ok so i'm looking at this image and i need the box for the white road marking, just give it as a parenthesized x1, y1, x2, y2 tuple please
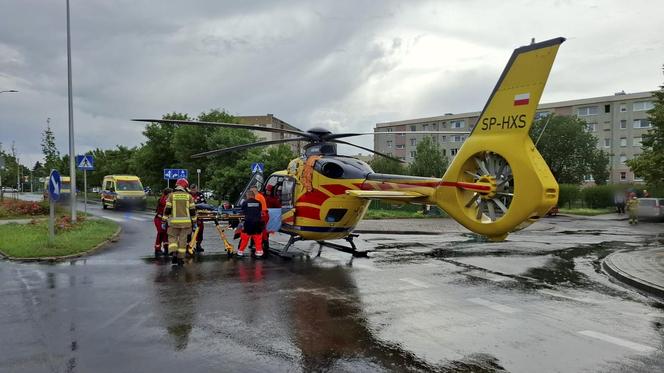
(94, 301, 142, 332)
(467, 297, 519, 314)
(128, 216, 148, 222)
(103, 216, 124, 223)
(578, 330, 656, 353)
(399, 278, 431, 288)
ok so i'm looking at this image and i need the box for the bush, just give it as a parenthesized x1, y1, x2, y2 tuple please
(558, 184, 581, 208)
(581, 185, 614, 208)
(0, 200, 49, 218)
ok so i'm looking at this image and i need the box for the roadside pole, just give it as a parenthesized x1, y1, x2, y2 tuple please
(197, 169, 201, 188)
(48, 197, 55, 246)
(84, 169, 87, 216)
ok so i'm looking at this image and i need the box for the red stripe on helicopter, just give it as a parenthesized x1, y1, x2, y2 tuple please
(377, 183, 394, 190)
(297, 190, 330, 205)
(440, 181, 492, 192)
(321, 184, 351, 195)
(296, 206, 320, 220)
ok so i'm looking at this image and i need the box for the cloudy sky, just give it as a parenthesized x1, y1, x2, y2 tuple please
(1, 0, 663, 167)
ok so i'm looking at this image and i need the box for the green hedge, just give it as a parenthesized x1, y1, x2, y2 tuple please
(558, 184, 581, 208)
(581, 185, 615, 208)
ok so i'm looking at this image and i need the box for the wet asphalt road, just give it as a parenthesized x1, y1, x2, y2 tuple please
(1, 200, 664, 372)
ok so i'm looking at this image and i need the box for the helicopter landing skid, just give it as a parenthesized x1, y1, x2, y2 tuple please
(268, 235, 303, 258)
(316, 234, 368, 262)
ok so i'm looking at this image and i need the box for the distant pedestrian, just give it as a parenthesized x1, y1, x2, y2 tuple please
(642, 189, 650, 198)
(237, 190, 264, 258)
(626, 192, 639, 224)
(613, 191, 626, 214)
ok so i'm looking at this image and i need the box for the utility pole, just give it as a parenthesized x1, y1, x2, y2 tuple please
(66, 0, 77, 222)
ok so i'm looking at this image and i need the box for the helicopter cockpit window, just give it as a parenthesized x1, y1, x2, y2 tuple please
(265, 174, 294, 208)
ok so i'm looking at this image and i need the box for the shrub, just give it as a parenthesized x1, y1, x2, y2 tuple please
(558, 184, 581, 208)
(581, 185, 614, 208)
(0, 200, 49, 218)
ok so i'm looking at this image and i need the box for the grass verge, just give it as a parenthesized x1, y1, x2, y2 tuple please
(0, 218, 119, 259)
(558, 207, 615, 216)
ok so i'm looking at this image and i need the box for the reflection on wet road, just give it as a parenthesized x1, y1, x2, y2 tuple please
(1, 204, 663, 372)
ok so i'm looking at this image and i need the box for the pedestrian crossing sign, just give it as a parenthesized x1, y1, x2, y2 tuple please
(251, 163, 264, 174)
(75, 155, 95, 170)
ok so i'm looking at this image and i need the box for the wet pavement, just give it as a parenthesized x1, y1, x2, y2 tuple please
(1, 198, 664, 372)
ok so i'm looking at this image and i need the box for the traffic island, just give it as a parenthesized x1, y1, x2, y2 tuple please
(0, 217, 120, 261)
(603, 248, 664, 299)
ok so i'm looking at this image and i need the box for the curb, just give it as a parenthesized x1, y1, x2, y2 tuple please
(0, 221, 122, 263)
(602, 251, 664, 299)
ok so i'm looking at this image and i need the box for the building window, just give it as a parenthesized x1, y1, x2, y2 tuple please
(633, 119, 651, 128)
(410, 138, 416, 146)
(440, 135, 446, 142)
(604, 138, 611, 147)
(620, 138, 627, 147)
(633, 137, 642, 146)
(396, 144, 405, 149)
(633, 101, 654, 111)
(398, 157, 406, 161)
(451, 120, 464, 128)
(423, 124, 429, 131)
(619, 155, 627, 164)
(386, 128, 393, 132)
(577, 106, 599, 116)
(398, 133, 406, 137)
(620, 104, 627, 112)
(604, 104, 610, 113)
(450, 148, 458, 156)
(620, 120, 627, 129)
(387, 140, 392, 148)
(410, 125, 416, 131)
(620, 172, 627, 181)
(451, 135, 466, 142)
(586, 123, 596, 132)
(410, 151, 416, 158)
(441, 149, 446, 156)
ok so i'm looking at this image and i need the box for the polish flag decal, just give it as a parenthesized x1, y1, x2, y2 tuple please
(514, 93, 530, 106)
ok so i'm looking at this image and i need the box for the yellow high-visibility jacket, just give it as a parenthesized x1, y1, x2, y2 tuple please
(163, 188, 197, 228)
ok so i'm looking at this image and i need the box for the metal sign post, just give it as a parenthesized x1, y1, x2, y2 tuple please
(47, 170, 61, 246)
(0, 156, 4, 202)
(83, 170, 87, 216)
(197, 169, 201, 188)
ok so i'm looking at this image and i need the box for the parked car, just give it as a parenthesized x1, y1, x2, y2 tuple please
(637, 198, 664, 220)
(1, 186, 18, 193)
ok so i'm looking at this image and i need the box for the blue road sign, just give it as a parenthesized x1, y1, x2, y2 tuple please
(251, 163, 264, 174)
(163, 169, 189, 180)
(48, 170, 61, 201)
(75, 155, 95, 170)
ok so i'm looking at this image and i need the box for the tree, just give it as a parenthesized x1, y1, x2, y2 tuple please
(627, 73, 664, 186)
(589, 149, 610, 185)
(529, 115, 607, 184)
(408, 136, 448, 177)
(369, 155, 406, 174)
(41, 120, 60, 171)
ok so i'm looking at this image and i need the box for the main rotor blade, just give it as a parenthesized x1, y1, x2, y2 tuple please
(324, 131, 470, 140)
(191, 137, 309, 158)
(133, 118, 316, 139)
(330, 139, 405, 163)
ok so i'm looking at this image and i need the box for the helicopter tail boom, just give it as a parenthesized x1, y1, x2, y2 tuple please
(434, 37, 564, 240)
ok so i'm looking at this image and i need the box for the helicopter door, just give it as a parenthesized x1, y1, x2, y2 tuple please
(264, 175, 296, 230)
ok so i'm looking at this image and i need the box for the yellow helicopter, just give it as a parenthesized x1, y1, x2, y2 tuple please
(135, 37, 563, 256)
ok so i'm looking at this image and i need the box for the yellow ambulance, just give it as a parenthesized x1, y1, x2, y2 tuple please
(100, 175, 147, 210)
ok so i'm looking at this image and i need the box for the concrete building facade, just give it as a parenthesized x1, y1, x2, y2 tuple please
(374, 91, 655, 184)
(236, 114, 305, 155)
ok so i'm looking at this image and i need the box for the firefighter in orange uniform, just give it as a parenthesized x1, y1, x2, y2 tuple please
(162, 179, 197, 265)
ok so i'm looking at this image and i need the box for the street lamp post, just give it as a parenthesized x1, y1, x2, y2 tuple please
(66, 0, 77, 222)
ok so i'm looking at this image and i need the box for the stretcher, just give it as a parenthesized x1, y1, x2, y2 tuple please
(188, 209, 242, 257)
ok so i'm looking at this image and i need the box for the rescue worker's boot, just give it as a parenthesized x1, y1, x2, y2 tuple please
(172, 254, 179, 265)
(195, 243, 204, 253)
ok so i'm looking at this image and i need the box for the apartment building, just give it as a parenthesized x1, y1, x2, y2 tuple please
(374, 91, 655, 184)
(236, 114, 305, 155)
